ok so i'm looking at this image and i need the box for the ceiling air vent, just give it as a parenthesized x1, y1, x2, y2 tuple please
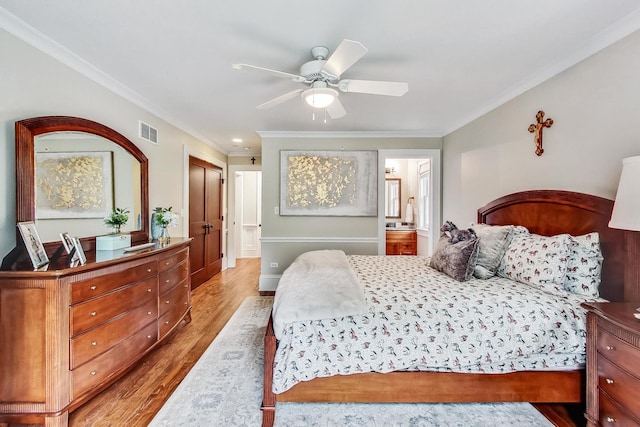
(139, 121, 158, 144)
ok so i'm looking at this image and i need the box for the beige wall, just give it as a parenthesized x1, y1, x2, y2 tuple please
(259, 133, 442, 291)
(0, 29, 226, 257)
(442, 29, 640, 228)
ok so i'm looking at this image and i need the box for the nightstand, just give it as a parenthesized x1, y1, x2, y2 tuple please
(581, 302, 640, 426)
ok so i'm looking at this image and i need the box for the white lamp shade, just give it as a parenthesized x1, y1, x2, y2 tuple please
(303, 87, 337, 109)
(609, 155, 640, 231)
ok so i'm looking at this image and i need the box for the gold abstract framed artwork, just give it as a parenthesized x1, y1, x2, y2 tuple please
(35, 151, 114, 219)
(280, 150, 377, 216)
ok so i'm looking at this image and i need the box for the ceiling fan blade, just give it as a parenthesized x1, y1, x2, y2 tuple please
(338, 79, 408, 96)
(232, 63, 305, 82)
(326, 98, 346, 119)
(322, 39, 368, 78)
(256, 89, 304, 109)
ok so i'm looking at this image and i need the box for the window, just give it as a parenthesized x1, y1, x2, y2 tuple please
(418, 161, 430, 230)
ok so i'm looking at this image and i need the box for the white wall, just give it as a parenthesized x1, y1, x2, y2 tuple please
(0, 29, 226, 258)
(442, 29, 640, 227)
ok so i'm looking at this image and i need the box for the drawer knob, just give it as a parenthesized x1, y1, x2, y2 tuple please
(165, 261, 170, 266)
(91, 341, 97, 346)
(147, 268, 152, 272)
(147, 311, 153, 315)
(90, 285, 97, 290)
(165, 279, 170, 283)
(90, 371, 97, 376)
(147, 335, 153, 339)
(605, 378, 614, 384)
(164, 320, 170, 324)
(606, 416, 616, 423)
(90, 311, 97, 316)
(165, 300, 170, 304)
(606, 345, 615, 351)
(148, 288, 152, 292)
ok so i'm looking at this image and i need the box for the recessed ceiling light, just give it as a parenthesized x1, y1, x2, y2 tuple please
(232, 138, 243, 143)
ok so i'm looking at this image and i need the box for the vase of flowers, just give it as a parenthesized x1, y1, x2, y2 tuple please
(104, 207, 130, 234)
(153, 207, 179, 244)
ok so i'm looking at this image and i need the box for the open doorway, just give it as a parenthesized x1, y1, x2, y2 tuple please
(378, 149, 441, 257)
(235, 171, 262, 259)
(227, 164, 262, 268)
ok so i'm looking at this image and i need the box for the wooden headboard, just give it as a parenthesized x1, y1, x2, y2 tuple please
(477, 190, 631, 302)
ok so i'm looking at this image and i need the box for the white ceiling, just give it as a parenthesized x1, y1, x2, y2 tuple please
(2, 1, 640, 156)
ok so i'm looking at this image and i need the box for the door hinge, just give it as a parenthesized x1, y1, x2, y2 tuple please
(221, 178, 225, 184)
(221, 253, 224, 258)
(221, 215, 224, 222)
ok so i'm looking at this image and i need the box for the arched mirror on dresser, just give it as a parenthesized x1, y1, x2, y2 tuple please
(15, 116, 149, 250)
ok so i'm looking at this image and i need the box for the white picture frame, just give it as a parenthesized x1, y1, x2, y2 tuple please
(17, 221, 49, 269)
(60, 232, 74, 254)
(71, 237, 87, 265)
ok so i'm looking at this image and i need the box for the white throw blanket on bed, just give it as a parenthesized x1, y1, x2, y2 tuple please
(272, 250, 368, 340)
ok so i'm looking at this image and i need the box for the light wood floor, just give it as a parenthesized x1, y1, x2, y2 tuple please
(64, 256, 582, 427)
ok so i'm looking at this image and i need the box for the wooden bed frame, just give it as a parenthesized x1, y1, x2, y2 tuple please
(262, 190, 638, 427)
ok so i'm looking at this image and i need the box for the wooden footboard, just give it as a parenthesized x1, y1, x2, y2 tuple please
(261, 314, 276, 427)
(261, 309, 582, 427)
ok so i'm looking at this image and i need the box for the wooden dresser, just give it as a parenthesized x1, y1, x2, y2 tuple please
(0, 239, 191, 426)
(582, 302, 640, 426)
(385, 229, 417, 255)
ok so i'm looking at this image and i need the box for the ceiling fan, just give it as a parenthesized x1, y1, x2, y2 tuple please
(232, 39, 408, 119)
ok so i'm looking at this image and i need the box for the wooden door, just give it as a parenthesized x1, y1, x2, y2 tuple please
(189, 156, 222, 289)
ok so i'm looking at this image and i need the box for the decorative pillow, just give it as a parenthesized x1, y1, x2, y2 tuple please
(563, 232, 603, 297)
(471, 224, 517, 279)
(497, 233, 572, 295)
(429, 235, 479, 281)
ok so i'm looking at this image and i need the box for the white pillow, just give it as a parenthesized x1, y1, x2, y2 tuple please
(497, 233, 572, 296)
(563, 232, 603, 297)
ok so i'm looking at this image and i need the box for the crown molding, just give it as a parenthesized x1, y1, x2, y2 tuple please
(0, 7, 228, 155)
(257, 130, 441, 139)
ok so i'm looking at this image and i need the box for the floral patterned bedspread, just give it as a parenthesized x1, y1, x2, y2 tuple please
(272, 255, 602, 394)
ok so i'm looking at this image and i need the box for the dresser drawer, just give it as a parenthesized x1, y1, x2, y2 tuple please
(71, 260, 158, 303)
(597, 326, 640, 378)
(159, 287, 190, 339)
(598, 355, 640, 420)
(158, 248, 189, 273)
(159, 282, 190, 317)
(72, 321, 157, 399)
(599, 390, 640, 426)
(159, 261, 189, 295)
(70, 300, 158, 369)
(70, 276, 158, 336)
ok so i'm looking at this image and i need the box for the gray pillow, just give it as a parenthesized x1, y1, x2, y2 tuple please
(429, 235, 479, 281)
(471, 224, 516, 279)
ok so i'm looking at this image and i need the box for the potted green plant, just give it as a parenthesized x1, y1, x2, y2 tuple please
(104, 207, 130, 234)
(153, 207, 179, 243)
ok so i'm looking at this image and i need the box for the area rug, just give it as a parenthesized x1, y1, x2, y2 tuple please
(149, 296, 554, 426)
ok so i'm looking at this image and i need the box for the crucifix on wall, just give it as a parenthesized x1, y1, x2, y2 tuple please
(528, 110, 553, 156)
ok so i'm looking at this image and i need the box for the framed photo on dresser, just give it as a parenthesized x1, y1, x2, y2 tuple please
(17, 221, 49, 270)
(71, 237, 87, 265)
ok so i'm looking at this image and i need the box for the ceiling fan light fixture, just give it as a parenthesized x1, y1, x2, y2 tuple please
(302, 87, 338, 109)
